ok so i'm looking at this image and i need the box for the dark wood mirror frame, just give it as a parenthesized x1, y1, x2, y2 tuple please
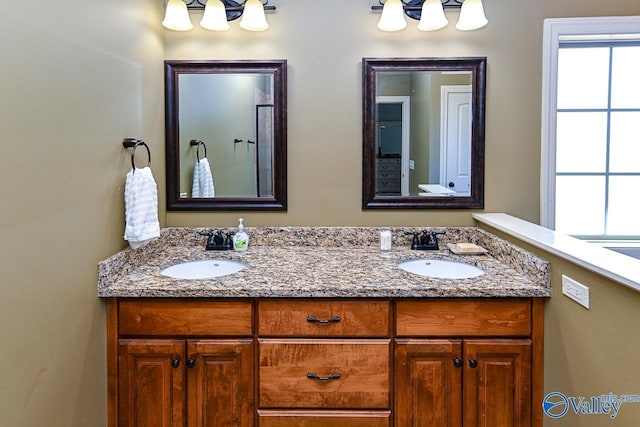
(362, 57, 486, 209)
(165, 59, 287, 211)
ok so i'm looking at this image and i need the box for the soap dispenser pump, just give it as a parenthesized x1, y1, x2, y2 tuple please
(233, 218, 249, 252)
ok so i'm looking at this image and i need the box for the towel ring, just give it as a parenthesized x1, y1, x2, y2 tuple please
(190, 139, 207, 162)
(123, 138, 151, 171)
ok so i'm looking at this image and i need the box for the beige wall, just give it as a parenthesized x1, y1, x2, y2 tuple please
(0, 0, 164, 425)
(2, 0, 640, 425)
(164, 0, 640, 228)
(480, 224, 640, 425)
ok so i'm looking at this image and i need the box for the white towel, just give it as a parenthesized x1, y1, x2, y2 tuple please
(124, 166, 160, 249)
(192, 158, 215, 198)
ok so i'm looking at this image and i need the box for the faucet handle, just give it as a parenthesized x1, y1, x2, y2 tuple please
(405, 231, 419, 250)
(428, 231, 445, 248)
(224, 231, 235, 248)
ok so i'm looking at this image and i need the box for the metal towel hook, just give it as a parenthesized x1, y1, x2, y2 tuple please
(122, 138, 151, 172)
(190, 139, 207, 162)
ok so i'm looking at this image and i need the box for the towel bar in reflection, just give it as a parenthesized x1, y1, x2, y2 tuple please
(190, 139, 208, 162)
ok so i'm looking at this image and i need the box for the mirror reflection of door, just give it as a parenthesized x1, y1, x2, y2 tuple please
(374, 69, 474, 198)
(376, 96, 410, 196)
(440, 85, 472, 196)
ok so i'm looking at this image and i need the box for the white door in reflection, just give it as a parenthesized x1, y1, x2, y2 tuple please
(440, 85, 472, 196)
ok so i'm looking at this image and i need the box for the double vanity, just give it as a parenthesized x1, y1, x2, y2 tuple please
(99, 226, 550, 427)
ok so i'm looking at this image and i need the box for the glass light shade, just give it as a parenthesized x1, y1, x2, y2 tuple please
(162, 0, 193, 31)
(417, 0, 448, 31)
(200, 0, 230, 31)
(456, 0, 488, 31)
(239, 0, 269, 32)
(377, 0, 407, 32)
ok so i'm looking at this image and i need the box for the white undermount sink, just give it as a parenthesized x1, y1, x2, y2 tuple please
(398, 259, 485, 279)
(160, 259, 246, 279)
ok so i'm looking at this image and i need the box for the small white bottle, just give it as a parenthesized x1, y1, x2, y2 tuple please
(233, 218, 249, 252)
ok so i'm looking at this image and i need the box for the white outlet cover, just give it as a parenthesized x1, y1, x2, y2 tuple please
(562, 275, 590, 309)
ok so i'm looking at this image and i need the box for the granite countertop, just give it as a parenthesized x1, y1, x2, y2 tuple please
(98, 227, 551, 298)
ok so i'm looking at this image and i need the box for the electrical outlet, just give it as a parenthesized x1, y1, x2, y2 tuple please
(562, 275, 590, 309)
(409, 160, 415, 170)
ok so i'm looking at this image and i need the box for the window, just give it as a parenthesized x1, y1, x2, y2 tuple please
(541, 17, 640, 239)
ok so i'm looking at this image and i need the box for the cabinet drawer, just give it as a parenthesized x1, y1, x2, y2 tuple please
(259, 339, 390, 408)
(376, 180, 400, 192)
(396, 299, 531, 337)
(377, 158, 401, 165)
(259, 300, 390, 336)
(377, 163, 400, 172)
(258, 410, 390, 427)
(376, 171, 400, 180)
(118, 299, 253, 336)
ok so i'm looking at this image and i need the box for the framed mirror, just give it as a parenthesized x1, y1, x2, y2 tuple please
(165, 60, 287, 211)
(362, 57, 486, 209)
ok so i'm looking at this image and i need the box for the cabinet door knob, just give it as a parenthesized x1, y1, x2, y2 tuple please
(469, 358, 478, 368)
(171, 358, 180, 368)
(306, 372, 341, 381)
(307, 316, 341, 324)
(453, 358, 463, 368)
(187, 358, 196, 368)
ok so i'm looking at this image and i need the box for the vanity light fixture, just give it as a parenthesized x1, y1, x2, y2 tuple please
(239, 0, 270, 31)
(377, 0, 407, 32)
(372, 0, 488, 32)
(162, 0, 276, 32)
(163, 0, 194, 31)
(200, 0, 230, 31)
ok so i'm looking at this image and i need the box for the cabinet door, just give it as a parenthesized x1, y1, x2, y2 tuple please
(395, 339, 463, 427)
(463, 339, 532, 427)
(187, 339, 253, 427)
(119, 339, 185, 427)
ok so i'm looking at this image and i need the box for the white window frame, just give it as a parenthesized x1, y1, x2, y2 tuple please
(540, 16, 640, 230)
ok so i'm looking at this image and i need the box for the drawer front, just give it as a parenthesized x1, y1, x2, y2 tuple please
(377, 163, 400, 172)
(258, 410, 391, 427)
(259, 339, 390, 408)
(376, 180, 401, 192)
(377, 158, 401, 165)
(118, 299, 253, 336)
(259, 300, 390, 337)
(376, 171, 400, 180)
(396, 299, 532, 337)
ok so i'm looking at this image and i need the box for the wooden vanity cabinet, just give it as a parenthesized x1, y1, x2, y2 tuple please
(395, 299, 540, 427)
(110, 299, 254, 427)
(107, 298, 543, 427)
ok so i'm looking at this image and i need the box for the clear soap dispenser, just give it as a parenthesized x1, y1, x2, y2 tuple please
(233, 218, 249, 252)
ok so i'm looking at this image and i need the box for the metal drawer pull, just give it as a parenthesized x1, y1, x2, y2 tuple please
(307, 372, 341, 381)
(306, 315, 341, 324)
